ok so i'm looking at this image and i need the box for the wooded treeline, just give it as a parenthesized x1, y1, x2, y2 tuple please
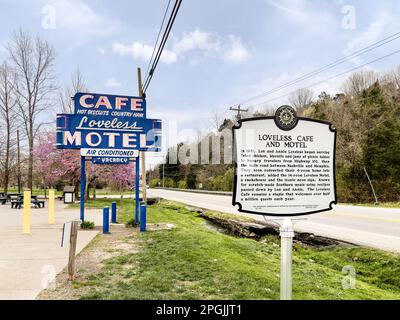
(149, 68, 400, 203)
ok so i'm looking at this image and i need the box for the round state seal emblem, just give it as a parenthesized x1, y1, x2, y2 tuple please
(274, 105, 298, 130)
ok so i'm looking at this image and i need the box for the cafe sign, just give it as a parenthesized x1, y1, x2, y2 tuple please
(56, 92, 161, 152)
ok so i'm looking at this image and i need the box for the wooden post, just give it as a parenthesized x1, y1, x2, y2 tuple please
(68, 221, 79, 280)
(137, 67, 147, 205)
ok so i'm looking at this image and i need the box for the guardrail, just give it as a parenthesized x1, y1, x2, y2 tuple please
(153, 187, 233, 196)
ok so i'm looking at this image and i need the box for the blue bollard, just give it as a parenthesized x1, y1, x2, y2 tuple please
(103, 207, 110, 234)
(111, 202, 117, 223)
(140, 203, 146, 232)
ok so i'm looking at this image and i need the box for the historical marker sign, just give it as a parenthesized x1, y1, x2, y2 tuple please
(232, 106, 336, 216)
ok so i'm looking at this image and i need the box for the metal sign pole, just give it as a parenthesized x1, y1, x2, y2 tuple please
(137, 67, 147, 206)
(279, 218, 294, 300)
(265, 217, 306, 300)
(80, 156, 85, 222)
(135, 156, 140, 224)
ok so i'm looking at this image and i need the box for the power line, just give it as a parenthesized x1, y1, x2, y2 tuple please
(143, 0, 181, 92)
(248, 48, 400, 108)
(143, 0, 182, 94)
(144, 0, 172, 79)
(237, 31, 400, 106)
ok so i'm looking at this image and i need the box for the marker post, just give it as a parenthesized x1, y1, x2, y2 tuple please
(279, 218, 294, 300)
(232, 106, 337, 301)
(265, 217, 306, 300)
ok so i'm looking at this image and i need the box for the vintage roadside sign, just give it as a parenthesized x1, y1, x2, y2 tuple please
(56, 113, 161, 151)
(56, 92, 161, 151)
(74, 92, 146, 118)
(80, 148, 139, 157)
(232, 105, 336, 216)
(91, 157, 133, 164)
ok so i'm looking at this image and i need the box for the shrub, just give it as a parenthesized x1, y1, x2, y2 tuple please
(81, 221, 95, 229)
(125, 219, 137, 228)
(178, 179, 188, 189)
(163, 177, 176, 188)
(149, 179, 161, 188)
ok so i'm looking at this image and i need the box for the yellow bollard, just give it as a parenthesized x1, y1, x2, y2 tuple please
(23, 190, 31, 234)
(49, 189, 55, 224)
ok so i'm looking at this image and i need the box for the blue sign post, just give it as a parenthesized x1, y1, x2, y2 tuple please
(80, 156, 85, 222)
(56, 92, 162, 224)
(135, 157, 140, 224)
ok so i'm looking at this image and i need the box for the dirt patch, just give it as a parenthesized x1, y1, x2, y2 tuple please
(37, 224, 140, 300)
(146, 223, 175, 231)
(197, 210, 353, 248)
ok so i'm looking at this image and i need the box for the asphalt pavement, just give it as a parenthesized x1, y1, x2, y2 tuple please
(147, 188, 400, 253)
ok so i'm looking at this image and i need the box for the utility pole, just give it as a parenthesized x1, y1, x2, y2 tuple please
(17, 130, 21, 193)
(230, 105, 248, 120)
(137, 67, 147, 205)
(364, 167, 378, 205)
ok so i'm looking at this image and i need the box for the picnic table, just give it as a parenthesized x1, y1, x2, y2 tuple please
(11, 195, 45, 209)
(0, 194, 7, 204)
(0, 193, 22, 205)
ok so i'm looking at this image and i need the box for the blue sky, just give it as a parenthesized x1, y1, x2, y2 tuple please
(1, 0, 400, 159)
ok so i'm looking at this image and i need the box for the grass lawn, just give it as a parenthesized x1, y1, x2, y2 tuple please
(58, 198, 400, 300)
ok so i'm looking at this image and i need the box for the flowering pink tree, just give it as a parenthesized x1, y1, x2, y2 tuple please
(105, 162, 136, 190)
(34, 131, 137, 198)
(34, 132, 80, 188)
(34, 133, 63, 188)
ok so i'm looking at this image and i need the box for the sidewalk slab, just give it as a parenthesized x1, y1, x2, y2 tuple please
(0, 201, 103, 300)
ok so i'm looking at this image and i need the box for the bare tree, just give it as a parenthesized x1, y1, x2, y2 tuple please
(7, 29, 56, 190)
(390, 65, 400, 89)
(59, 68, 87, 113)
(343, 70, 378, 95)
(0, 62, 17, 193)
(289, 88, 313, 114)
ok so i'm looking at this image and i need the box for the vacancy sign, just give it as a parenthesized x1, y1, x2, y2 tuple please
(232, 106, 336, 216)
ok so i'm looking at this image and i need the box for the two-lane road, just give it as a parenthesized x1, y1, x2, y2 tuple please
(148, 188, 400, 253)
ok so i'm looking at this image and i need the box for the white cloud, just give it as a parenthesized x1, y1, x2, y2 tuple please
(264, 0, 336, 32)
(112, 28, 252, 65)
(223, 35, 251, 63)
(265, 0, 307, 20)
(173, 29, 218, 54)
(173, 29, 251, 63)
(112, 42, 177, 64)
(343, 12, 394, 64)
(105, 78, 122, 88)
(97, 47, 106, 55)
(42, 0, 119, 36)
